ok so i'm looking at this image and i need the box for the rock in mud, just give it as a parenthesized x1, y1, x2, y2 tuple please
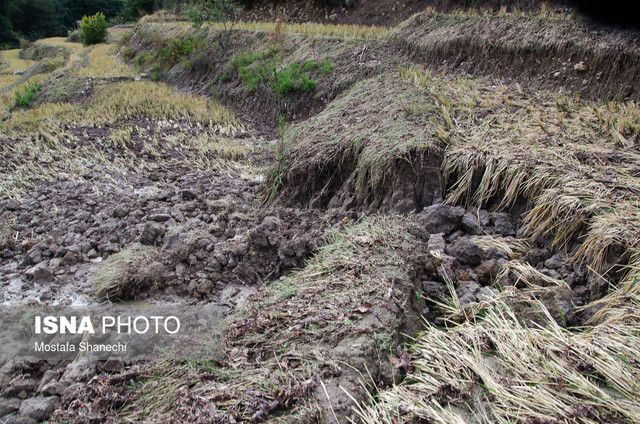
(421, 280, 446, 300)
(474, 259, 502, 285)
(446, 237, 485, 266)
(544, 253, 568, 270)
(36, 370, 59, 394)
(0, 398, 21, 416)
(417, 204, 465, 234)
(18, 396, 58, 421)
(457, 281, 481, 306)
(24, 265, 53, 284)
(112, 205, 130, 218)
(427, 233, 446, 252)
(476, 286, 499, 302)
(490, 212, 516, 236)
(140, 222, 164, 245)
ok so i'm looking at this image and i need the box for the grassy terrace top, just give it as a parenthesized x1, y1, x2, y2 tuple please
(0, 29, 250, 200)
(139, 12, 390, 40)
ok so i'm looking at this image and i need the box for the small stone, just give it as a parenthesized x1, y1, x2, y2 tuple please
(461, 211, 482, 235)
(427, 233, 446, 252)
(140, 222, 164, 245)
(162, 231, 184, 250)
(5, 199, 21, 210)
(40, 381, 62, 396)
(522, 248, 550, 266)
(181, 189, 197, 200)
(112, 205, 130, 218)
(421, 280, 446, 300)
(100, 358, 124, 373)
(149, 214, 171, 222)
(478, 209, 490, 226)
(8, 378, 38, 396)
(544, 253, 567, 270)
(98, 243, 120, 254)
(457, 281, 481, 306)
(61, 382, 84, 398)
(197, 280, 214, 294)
(446, 229, 465, 243)
(26, 245, 44, 265)
(574, 61, 588, 72)
(37, 370, 58, 393)
(61, 357, 97, 385)
(490, 212, 516, 236)
(475, 259, 502, 285)
(48, 257, 62, 270)
(261, 216, 280, 231)
(542, 268, 561, 280)
(476, 286, 499, 302)
(60, 251, 79, 266)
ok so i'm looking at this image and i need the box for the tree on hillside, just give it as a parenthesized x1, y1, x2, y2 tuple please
(120, 0, 156, 22)
(79, 12, 108, 45)
(0, 14, 17, 47)
(187, 0, 242, 50)
(5, 0, 64, 41)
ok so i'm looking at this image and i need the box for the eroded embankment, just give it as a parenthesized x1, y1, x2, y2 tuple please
(389, 11, 640, 100)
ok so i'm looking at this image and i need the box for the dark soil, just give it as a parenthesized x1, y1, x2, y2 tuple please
(240, 0, 570, 27)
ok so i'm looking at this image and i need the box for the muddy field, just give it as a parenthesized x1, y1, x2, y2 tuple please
(2, 3, 640, 424)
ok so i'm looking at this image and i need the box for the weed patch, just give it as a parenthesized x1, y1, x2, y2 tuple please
(230, 48, 333, 98)
(11, 81, 42, 110)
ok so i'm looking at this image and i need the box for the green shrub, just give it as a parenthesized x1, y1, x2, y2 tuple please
(11, 82, 43, 110)
(121, 46, 136, 59)
(133, 35, 206, 75)
(79, 12, 108, 46)
(121, 0, 156, 22)
(230, 49, 333, 98)
(66, 30, 82, 43)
